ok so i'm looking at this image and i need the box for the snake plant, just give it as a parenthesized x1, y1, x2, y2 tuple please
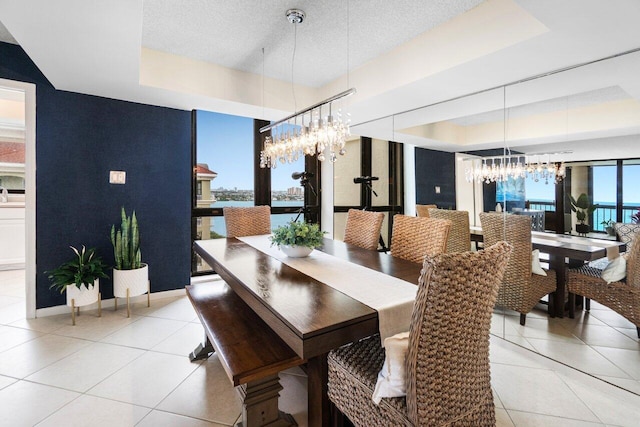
(110, 207, 142, 270)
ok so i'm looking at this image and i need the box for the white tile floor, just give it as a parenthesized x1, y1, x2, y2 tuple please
(1, 269, 640, 426)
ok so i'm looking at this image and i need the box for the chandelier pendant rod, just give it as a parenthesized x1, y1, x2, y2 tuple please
(259, 87, 357, 133)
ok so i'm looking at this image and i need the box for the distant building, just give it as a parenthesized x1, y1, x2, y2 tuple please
(195, 163, 217, 236)
(287, 186, 303, 196)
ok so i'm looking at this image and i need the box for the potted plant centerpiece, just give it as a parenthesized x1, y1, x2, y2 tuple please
(111, 207, 149, 316)
(270, 220, 326, 258)
(569, 193, 598, 235)
(601, 219, 616, 236)
(47, 245, 108, 325)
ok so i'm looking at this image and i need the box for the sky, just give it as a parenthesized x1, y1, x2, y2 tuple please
(196, 110, 304, 191)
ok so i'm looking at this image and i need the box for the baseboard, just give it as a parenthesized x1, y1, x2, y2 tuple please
(34, 274, 223, 318)
(35, 287, 188, 318)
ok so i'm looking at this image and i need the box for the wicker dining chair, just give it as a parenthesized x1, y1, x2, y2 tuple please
(415, 204, 437, 218)
(344, 209, 385, 251)
(479, 212, 557, 325)
(427, 208, 471, 253)
(328, 242, 512, 426)
(568, 232, 640, 338)
(389, 215, 451, 264)
(223, 205, 271, 237)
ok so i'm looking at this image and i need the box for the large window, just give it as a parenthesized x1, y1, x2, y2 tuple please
(623, 161, 640, 222)
(192, 110, 319, 273)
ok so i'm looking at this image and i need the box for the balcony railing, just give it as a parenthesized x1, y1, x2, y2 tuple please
(592, 204, 640, 231)
(526, 200, 555, 212)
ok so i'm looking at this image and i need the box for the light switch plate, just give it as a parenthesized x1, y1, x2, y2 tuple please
(435, 186, 441, 194)
(109, 170, 126, 184)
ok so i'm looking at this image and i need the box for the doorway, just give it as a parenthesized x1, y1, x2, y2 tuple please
(0, 77, 36, 318)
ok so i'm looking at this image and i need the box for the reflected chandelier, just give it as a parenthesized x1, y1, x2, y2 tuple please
(259, 8, 355, 168)
(464, 154, 566, 184)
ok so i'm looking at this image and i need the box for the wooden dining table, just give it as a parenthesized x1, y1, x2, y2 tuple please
(471, 226, 626, 317)
(194, 237, 423, 427)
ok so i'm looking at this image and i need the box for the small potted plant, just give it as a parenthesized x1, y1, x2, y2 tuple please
(569, 193, 598, 235)
(111, 207, 149, 316)
(270, 220, 326, 257)
(601, 219, 616, 236)
(47, 245, 108, 325)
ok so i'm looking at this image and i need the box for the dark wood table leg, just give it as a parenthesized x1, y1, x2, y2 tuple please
(307, 353, 329, 427)
(549, 254, 566, 318)
(236, 374, 297, 427)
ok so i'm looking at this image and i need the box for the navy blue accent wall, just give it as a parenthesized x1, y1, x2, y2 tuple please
(0, 42, 192, 308)
(415, 147, 456, 209)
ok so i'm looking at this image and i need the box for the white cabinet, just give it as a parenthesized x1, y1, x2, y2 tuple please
(0, 203, 25, 270)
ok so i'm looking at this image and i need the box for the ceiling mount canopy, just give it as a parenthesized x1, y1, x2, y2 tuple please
(286, 9, 305, 25)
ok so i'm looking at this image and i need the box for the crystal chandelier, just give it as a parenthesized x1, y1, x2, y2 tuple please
(259, 89, 355, 168)
(464, 154, 566, 184)
(259, 8, 355, 168)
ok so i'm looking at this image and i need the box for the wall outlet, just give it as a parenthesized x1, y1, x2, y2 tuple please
(435, 186, 441, 194)
(109, 171, 126, 184)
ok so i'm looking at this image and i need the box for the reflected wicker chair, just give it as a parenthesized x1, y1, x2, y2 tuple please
(428, 208, 471, 253)
(568, 234, 640, 338)
(415, 204, 437, 218)
(614, 222, 640, 257)
(344, 209, 385, 251)
(328, 242, 512, 426)
(479, 212, 557, 325)
(223, 205, 271, 237)
(389, 215, 451, 264)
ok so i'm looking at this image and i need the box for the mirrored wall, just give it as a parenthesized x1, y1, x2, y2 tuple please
(381, 48, 640, 394)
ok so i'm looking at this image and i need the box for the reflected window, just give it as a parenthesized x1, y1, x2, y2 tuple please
(592, 165, 616, 230)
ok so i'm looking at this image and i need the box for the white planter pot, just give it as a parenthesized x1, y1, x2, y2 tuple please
(65, 279, 100, 307)
(280, 245, 313, 258)
(113, 263, 149, 297)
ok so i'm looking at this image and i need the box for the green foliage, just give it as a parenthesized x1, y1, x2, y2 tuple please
(569, 193, 598, 224)
(110, 207, 142, 270)
(47, 246, 109, 294)
(270, 220, 326, 249)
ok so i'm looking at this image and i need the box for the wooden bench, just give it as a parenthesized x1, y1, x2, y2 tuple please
(186, 281, 304, 427)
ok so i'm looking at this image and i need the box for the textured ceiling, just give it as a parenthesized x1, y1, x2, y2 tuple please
(142, 0, 485, 87)
(2, 0, 640, 160)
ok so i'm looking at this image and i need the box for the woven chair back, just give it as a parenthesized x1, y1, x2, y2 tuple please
(626, 232, 640, 286)
(480, 212, 532, 287)
(390, 214, 451, 264)
(415, 204, 437, 218)
(405, 241, 512, 425)
(343, 209, 384, 251)
(223, 205, 271, 238)
(427, 209, 471, 253)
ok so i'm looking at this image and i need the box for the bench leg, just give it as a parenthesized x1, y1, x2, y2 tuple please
(189, 335, 215, 362)
(236, 374, 296, 427)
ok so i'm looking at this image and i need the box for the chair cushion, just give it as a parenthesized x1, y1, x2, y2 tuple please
(602, 256, 627, 284)
(372, 331, 409, 404)
(531, 249, 547, 276)
(328, 335, 410, 425)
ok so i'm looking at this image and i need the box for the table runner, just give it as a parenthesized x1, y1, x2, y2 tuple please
(532, 232, 621, 260)
(238, 235, 418, 343)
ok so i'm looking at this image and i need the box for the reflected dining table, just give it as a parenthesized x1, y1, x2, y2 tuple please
(470, 226, 626, 317)
(194, 237, 423, 427)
